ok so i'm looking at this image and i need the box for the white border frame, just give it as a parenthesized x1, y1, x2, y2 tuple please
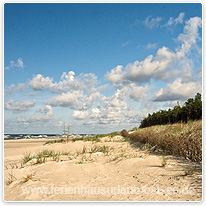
(1, 1, 205, 205)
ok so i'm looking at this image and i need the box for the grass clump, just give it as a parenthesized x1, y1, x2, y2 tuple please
(35, 150, 60, 163)
(73, 131, 121, 142)
(108, 132, 121, 137)
(72, 136, 101, 142)
(98, 145, 111, 155)
(90, 145, 101, 153)
(85, 136, 101, 142)
(22, 152, 34, 164)
(22, 150, 67, 165)
(72, 137, 84, 142)
(90, 145, 112, 156)
(96, 131, 121, 138)
(36, 150, 55, 158)
(44, 138, 65, 145)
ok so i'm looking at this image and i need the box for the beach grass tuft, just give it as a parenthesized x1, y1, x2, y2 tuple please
(22, 150, 69, 165)
(22, 152, 34, 164)
(72, 136, 101, 142)
(44, 138, 65, 145)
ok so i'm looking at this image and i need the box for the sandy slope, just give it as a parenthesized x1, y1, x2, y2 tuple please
(4, 136, 202, 201)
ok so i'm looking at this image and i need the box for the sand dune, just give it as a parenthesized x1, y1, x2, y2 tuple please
(4, 136, 202, 201)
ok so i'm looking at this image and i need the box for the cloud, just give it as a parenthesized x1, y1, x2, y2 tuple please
(165, 12, 185, 27)
(48, 90, 102, 110)
(105, 65, 125, 85)
(5, 58, 24, 70)
(129, 84, 150, 101)
(77, 85, 150, 128)
(87, 107, 124, 126)
(120, 41, 130, 48)
(153, 78, 202, 102)
(48, 91, 82, 108)
(78, 91, 102, 110)
(90, 107, 101, 118)
(28, 74, 55, 91)
(11, 105, 63, 132)
(15, 105, 54, 123)
(177, 57, 194, 82)
(176, 16, 202, 58)
(29, 105, 53, 122)
(145, 43, 157, 49)
(76, 104, 142, 130)
(125, 47, 176, 82)
(106, 46, 176, 84)
(5, 83, 26, 95)
(39, 105, 53, 116)
(29, 71, 104, 111)
(5, 99, 36, 112)
(61, 71, 75, 81)
(72, 110, 88, 119)
(102, 88, 127, 109)
(144, 16, 162, 29)
(106, 17, 202, 85)
(29, 71, 100, 94)
(70, 87, 140, 128)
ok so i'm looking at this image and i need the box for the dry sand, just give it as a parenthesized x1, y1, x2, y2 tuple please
(4, 136, 202, 201)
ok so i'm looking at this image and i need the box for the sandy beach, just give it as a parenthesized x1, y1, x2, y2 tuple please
(4, 136, 202, 201)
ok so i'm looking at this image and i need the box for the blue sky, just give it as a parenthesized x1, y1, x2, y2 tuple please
(4, 3, 202, 134)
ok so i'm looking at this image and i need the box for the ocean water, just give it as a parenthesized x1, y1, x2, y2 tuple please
(4, 134, 62, 140)
(4, 134, 95, 140)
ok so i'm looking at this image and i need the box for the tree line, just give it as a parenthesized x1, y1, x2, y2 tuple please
(139, 93, 202, 128)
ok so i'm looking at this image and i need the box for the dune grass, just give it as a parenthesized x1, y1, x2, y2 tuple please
(72, 132, 122, 142)
(44, 138, 65, 145)
(22, 150, 69, 165)
(122, 120, 202, 162)
(72, 136, 101, 142)
(22, 152, 34, 164)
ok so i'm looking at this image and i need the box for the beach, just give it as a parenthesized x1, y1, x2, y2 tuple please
(4, 136, 202, 201)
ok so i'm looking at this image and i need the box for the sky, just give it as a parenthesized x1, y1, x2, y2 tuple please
(4, 3, 202, 134)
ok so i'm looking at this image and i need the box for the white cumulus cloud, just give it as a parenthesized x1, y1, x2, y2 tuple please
(176, 16, 202, 58)
(28, 74, 55, 91)
(153, 78, 202, 102)
(48, 91, 82, 108)
(72, 110, 88, 119)
(29, 71, 100, 94)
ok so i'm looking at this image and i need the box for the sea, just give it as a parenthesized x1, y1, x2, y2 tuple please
(4, 134, 96, 140)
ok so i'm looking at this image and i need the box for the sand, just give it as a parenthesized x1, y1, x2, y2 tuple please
(4, 136, 202, 201)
